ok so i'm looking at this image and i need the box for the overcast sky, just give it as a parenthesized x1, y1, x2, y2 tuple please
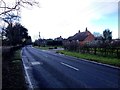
(2, 0, 119, 41)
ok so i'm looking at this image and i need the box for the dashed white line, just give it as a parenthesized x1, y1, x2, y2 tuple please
(24, 66, 30, 70)
(31, 61, 42, 65)
(61, 62, 79, 71)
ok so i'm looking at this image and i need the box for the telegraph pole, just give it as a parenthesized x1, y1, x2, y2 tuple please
(39, 32, 40, 47)
(39, 32, 41, 39)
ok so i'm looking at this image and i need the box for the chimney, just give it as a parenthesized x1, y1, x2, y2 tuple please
(78, 30, 80, 33)
(85, 27, 88, 32)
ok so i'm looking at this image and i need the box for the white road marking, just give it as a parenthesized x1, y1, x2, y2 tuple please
(25, 66, 30, 70)
(31, 61, 42, 65)
(58, 53, 64, 56)
(21, 50, 33, 89)
(61, 62, 79, 71)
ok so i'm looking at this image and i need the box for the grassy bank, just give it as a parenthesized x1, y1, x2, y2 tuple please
(2, 49, 26, 89)
(57, 50, 120, 67)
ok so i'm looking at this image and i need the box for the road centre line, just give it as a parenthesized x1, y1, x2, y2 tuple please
(24, 66, 30, 70)
(61, 62, 79, 71)
(31, 61, 42, 65)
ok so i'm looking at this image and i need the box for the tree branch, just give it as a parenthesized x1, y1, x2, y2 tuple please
(0, 0, 39, 16)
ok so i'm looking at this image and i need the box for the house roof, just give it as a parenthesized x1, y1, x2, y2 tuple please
(68, 31, 88, 41)
(55, 36, 63, 41)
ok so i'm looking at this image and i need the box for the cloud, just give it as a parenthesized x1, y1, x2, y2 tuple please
(20, 0, 118, 40)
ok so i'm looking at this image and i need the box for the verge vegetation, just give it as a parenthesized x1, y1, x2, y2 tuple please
(34, 46, 63, 50)
(2, 47, 26, 89)
(57, 50, 120, 67)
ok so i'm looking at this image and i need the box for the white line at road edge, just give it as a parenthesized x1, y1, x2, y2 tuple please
(21, 50, 33, 90)
(61, 62, 79, 71)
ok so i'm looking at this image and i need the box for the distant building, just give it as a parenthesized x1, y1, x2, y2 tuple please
(67, 27, 95, 46)
(54, 36, 63, 41)
(34, 39, 46, 46)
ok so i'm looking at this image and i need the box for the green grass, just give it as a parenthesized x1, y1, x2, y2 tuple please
(34, 46, 63, 50)
(57, 50, 120, 67)
(2, 49, 26, 89)
(13, 50, 21, 59)
(11, 50, 26, 89)
(34, 46, 51, 50)
(12, 50, 21, 64)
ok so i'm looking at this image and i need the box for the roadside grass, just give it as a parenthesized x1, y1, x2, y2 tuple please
(57, 50, 120, 67)
(34, 46, 63, 50)
(34, 46, 50, 50)
(13, 50, 21, 60)
(2, 49, 26, 89)
(10, 50, 26, 88)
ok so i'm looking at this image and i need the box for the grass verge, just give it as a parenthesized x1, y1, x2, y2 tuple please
(57, 50, 120, 67)
(34, 46, 62, 50)
(34, 46, 50, 50)
(2, 49, 27, 89)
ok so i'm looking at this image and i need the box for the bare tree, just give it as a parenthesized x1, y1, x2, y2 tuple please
(0, 0, 39, 42)
(0, 0, 39, 24)
(0, 0, 39, 16)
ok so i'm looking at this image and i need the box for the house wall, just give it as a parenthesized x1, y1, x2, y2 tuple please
(84, 34, 95, 42)
(80, 31, 95, 46)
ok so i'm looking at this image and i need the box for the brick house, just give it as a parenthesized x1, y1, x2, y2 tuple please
(67, 28, 95, 46)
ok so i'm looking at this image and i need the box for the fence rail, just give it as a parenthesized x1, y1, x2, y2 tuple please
(78, 47, 120, 58)
(64, 45, 120, 58)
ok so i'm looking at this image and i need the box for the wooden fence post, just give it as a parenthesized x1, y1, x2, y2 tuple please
(116, 48, 120, 58)
(94, 47, 96, 55)
(104, 48, 106, 56)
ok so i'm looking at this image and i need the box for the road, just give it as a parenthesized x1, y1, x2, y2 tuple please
(21, 46, 120, 89)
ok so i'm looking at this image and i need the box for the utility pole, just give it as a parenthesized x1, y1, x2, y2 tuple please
(39, 32, 41, 39)
(39, 32, 40, 47)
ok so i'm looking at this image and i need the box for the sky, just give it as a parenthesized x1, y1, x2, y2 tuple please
(1, 0, 119, 41)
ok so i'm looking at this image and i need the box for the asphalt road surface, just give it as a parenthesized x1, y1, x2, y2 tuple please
(21, 46, 120, 89)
